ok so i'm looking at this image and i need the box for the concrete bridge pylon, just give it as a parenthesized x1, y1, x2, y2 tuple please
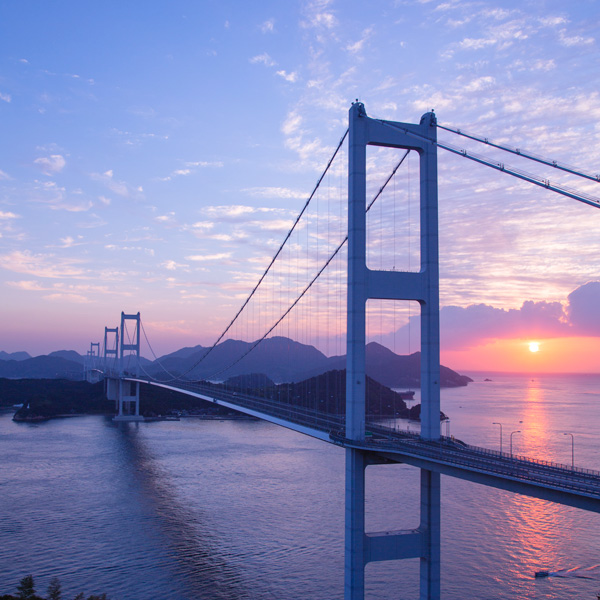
(345, 102, 440, 600)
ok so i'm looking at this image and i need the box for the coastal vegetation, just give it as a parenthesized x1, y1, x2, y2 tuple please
(0, 574, 108, 600)
(3, 369, 447, 422)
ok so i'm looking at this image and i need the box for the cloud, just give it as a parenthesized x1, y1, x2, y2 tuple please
(34, 154, 66, 175)
(566, 282, 600, 334)
(7, 280, 129, 297)
(559, 29, 594, 47)
(261, 19, 275, 33)
(161, 260, 189, 271)
(302, 0, 337, 30)
(0, 92, 11, 103)
(386, 283, 600, 351)
(158, 160, 223, 181)
(346, 26, 374, 54)
(0, 211, 19, 219)
(282, 112, 303, 136)
(6, 280, 46, 291)
(91, 169, 142, 198)
(250, 53, 277, 67)
(276, 70, 298, 83)
(186, 252, 233, 262)
(185, 160, 224, 168)
(201, 205, 260, 219)
(58, 236, 84, 248)
(440, 300, 568, 349)
(0, 250, 86, 278)
(43, 292, 91, 304)
(242, 186, 306, 199)
(0, 170, 11, 180)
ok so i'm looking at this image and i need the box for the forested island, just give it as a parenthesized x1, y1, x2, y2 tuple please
(2, 369, 446, 422)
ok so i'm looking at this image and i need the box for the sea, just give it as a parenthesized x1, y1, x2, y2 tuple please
(1, 372, 600, 600)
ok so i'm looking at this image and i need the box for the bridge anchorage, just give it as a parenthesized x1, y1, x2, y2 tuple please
(96, 103, 600, 600)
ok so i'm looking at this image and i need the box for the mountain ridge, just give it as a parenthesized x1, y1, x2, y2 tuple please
(0, 337, 472, 388)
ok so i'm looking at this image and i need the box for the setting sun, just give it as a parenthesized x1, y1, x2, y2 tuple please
(528, 342, 540, 353)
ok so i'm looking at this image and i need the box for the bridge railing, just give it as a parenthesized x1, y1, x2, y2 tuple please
(363, 421, 600, 481)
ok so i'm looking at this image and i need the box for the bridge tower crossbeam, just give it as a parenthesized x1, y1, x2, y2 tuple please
(345, 102, 440, 600)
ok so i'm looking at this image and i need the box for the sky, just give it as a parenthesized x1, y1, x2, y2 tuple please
(0, 0, 599, 373)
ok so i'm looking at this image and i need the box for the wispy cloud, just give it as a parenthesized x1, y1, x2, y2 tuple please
(261, 19, 275, 33)
(158, 160, 224, 181)
(0, 92, 11, 103)
(0, 250, 86, 278)
(243, 186, 306, 199)
(160, 260, 189, 271)
(250, 53, 277, 67)
(346, 26, 374, 54)
(186, 252, 233, 262)
(90, 169, 143, 198)
(34, 154, 66, 175)
(302, 0, 337, 30)
(559, 29, 594, 47)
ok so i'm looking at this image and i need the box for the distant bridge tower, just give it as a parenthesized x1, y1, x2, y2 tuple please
(345, 103, 440, 600)
(104, 326, 119, 406)
(113, 312, 144, 422)
(84, 342, 101, 383)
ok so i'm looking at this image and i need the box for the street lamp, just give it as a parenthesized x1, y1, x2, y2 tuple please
(564, 432, 574, 468)
(492, 422, 503, 453)
(510, 430, 521, 457)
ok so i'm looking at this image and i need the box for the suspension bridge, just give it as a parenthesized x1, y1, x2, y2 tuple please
(84, 103, 600, 600)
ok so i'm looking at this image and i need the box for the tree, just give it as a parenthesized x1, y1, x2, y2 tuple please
(47, 578, 61, 600)
(16, 576, 35, 600)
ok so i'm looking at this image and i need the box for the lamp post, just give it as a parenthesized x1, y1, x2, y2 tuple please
(510, 430, 521, 457)
(564, 432, 574, 468)
(492, 422, 503, 453)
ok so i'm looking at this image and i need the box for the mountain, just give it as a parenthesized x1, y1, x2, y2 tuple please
(0, 355, 84, 379)
(0, 337, 472, 388)
(0, 351, 31, 361)
(157, 344, 207, 361)
(148, 337, 471, 389)
(148, 336, 328, 383)
(48, 350, 85, 364)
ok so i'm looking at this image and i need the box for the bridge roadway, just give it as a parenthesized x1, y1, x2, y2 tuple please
(127, 376, 600, 513)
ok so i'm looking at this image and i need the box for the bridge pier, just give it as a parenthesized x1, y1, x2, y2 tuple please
(345, 102, 440, 599)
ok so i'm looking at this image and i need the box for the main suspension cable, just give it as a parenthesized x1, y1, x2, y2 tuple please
(437, 123, 600, 183)
(378, 120, 600, 209)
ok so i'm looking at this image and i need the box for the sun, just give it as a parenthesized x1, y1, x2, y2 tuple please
(528, 342, 540, 353)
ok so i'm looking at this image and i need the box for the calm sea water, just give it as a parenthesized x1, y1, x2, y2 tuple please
(1, 372, 600, 599)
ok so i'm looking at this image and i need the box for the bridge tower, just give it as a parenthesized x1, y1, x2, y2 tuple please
(113, 311, 144, 422)
(104, 326, 119, 406)
(345, 102, 440, 599)
(84, 342, 101, 383)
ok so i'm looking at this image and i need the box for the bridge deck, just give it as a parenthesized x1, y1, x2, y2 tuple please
(125, 377, 600, 512)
